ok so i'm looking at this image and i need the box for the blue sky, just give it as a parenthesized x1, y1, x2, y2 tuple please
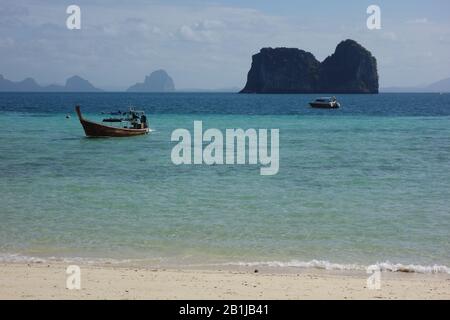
(1, 0, 449, 89)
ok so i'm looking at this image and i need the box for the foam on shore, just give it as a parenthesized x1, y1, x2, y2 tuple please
(1, 253, 448, 274)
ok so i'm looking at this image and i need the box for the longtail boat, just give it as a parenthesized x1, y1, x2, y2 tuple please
(75, 105, 149, 137)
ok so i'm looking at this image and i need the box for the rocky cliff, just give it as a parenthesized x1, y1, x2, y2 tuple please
(240, 39, 378, 94)
(240, 48, 320, 93)
(127, 69, 175, 92)
(63, 75, 102, 92)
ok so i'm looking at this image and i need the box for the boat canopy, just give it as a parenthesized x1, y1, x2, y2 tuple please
(101, 107, 147, 124)
(315, 97, 335, 101)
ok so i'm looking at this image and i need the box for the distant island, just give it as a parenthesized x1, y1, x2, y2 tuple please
(381, 77, 450, 93)
(240, 39, 379, 94)
(127, 69, 175, 92)
(0, 74, 102, 92)
(2, 62, 448, 93)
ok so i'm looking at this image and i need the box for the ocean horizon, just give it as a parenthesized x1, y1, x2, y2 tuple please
(0, 92, 449, 274)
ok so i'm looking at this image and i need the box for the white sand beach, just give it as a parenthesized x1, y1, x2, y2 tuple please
(0, 262, 449, 299)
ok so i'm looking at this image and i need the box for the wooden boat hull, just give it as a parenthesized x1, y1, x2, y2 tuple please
(75, 106, 149, 137)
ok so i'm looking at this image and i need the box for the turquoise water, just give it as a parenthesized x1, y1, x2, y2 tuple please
(0, 93, 449, 272)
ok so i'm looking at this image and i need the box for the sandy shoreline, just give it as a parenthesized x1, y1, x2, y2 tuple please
(0, 262, 449, 299)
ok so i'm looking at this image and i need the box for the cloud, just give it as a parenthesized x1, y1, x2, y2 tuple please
(178, 25, 201, 42)
(407, 18, 428, 24)
(176, 20, 224, 43)
(381, 32, 397, 41)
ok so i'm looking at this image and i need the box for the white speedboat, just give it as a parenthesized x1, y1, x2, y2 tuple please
(309, 96, 340, 109)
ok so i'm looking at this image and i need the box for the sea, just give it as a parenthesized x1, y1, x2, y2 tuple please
(0, 92, 449, 274)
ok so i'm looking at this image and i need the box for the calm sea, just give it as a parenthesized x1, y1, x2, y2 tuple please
(0, 92, 449, 273)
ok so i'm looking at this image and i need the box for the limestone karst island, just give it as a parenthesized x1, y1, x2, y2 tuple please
(240, 39, 378, 94)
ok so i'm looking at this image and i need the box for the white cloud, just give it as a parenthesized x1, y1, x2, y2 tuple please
(176, 20, 224, 43)
(407, 18, 428, 24)
(178, 24, 203, 42)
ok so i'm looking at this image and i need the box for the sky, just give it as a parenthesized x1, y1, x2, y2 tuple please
(0, 0, 449, 90)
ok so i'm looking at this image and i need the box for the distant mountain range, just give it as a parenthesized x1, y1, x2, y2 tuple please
(2, 71, 449, 93)
(381, 77, 450, 93)
(0, 74, 102, 92)
(0, 70, 177, 92)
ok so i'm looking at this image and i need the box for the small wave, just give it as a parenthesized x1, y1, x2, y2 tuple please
(222, 260, 364, 271)
(0, 253, 47, 264)
(1, 254, 448, 274)
(221, 259, 450, 274)
(0, 253, 136, 265)
(374, 262, 450, 274)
